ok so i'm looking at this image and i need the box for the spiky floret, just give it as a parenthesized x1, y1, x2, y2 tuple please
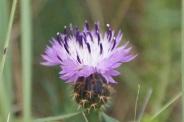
(41, 21, 137, 84)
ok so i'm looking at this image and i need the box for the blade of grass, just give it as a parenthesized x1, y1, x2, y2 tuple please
(0, 0, 17, 81)
(34, 111, 82, 122)
(134, 84, 140, 122)
(137, 89, 152, 122)
(0, 0, 13, 114)
(151, 92, 182, 120)
(20, 0, 33, 121)
(6, 113, 11, 122)
(0, 1, 9, 121)
(0, 0, 8, 45)
(182, 0, 184, 121)
(0, 0, 17, 121)
(0, 0, 13, 106)
(82, 112, 88, 122)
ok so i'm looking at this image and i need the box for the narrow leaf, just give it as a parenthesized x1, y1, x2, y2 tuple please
(100, 112, 119, 122)
(151, 92, 182, 120)
(34, 112, 82, 122)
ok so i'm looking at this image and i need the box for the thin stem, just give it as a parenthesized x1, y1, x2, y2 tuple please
(0, 0, 17, 121)
(137, 89, 152, 122)
(134, 84, 140, 122)
(82, 112, 89, 122)
(0, 0, 8, 46)
(0, 0, 17, 81)
(182, 0, 184, 121)
(0, 0, 13, 114)
(20, 0, 33, 121)
(6, 113, 11, 122)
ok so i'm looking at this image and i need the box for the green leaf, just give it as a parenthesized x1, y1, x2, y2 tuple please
(34, 111, 82, 122)
(100, 112, 119, 122)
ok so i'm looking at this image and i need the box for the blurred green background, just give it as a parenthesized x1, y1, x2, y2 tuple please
(0, 0, 181, 122)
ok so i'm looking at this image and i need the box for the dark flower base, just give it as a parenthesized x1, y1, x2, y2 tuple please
(72, 73, 115, 112)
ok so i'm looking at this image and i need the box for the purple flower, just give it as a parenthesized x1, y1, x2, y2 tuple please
(41, 21, 137, 83)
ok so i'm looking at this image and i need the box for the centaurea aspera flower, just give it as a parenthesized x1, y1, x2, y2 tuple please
(41, 21, 137, 111)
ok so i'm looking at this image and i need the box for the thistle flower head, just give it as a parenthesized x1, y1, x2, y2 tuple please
(41, 21, 137, 111)
(41, 21, 137, 84)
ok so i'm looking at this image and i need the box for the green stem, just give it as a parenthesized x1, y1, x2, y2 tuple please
(0, 0, 13, 115)
(0, 0, 17, 80)
(85, 111, 100, 122)
(0, 0, 17, 121)
(20, 0, 33, 121)
(182, 0, 184, 121)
